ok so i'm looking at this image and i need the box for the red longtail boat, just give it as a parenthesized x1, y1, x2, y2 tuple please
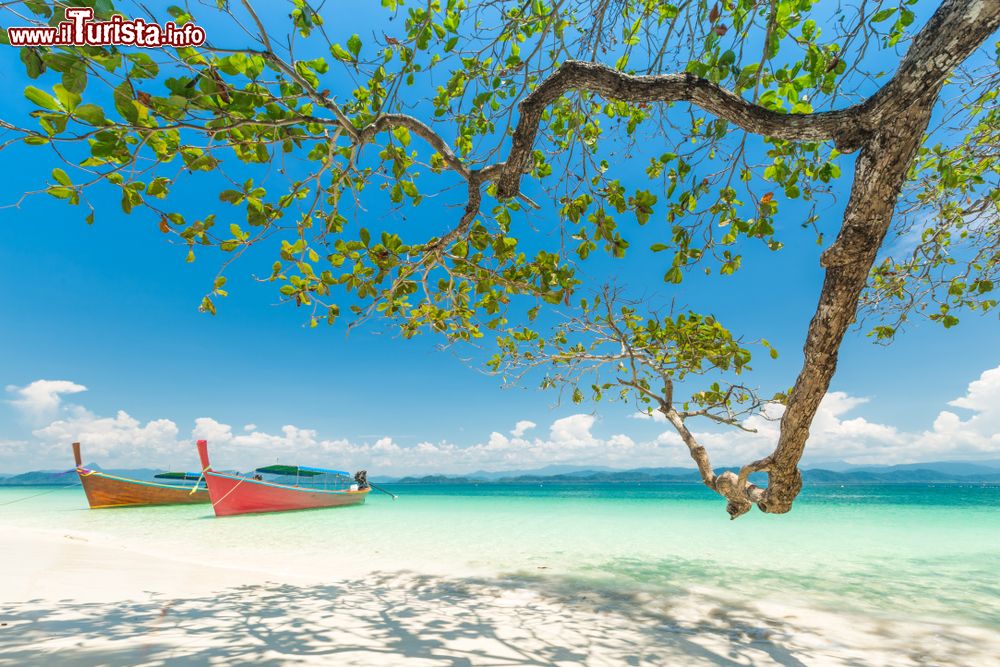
(73, 442, 210, 508)
(196, 439, 370, 517)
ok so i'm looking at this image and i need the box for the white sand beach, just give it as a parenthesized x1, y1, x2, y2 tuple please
(2, 524, 999, 667)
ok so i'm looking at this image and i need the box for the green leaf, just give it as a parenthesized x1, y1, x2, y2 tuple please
(347, 34, 362, 57)
(330, 44, 353, 62)
(200, 296, 217, 315)
(126, 52, 159, 79)
(20, 49, 44, 79)
(392, 126, 411, 146)
(113, 82, 138, 123)
(147, 177, 169, 198)
(62, 65, 87, 94)
(24, 86, 60, 111)
(46, 186, 75, 200)
(74, 104, 106, 125)
(871, 8, 897, 23)
(53, 84, 80, 111)
(51, 168, 71, 186)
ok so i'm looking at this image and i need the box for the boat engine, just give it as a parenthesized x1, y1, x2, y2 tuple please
(354, 470, 370, 489)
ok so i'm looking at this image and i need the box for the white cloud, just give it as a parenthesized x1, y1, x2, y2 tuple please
(7, 380, 87, 422)
(948, 365, 1000, 414)
(511, 420, 536, 437)
(550, 414, 598, 446)
(3, 363, 1000, 474)
(657, 368, 1000, 467)
(31, 409, 181, 468)
(0, 439, 30, 468)
(903, 365, 1000, 461)
(630, 410, 667, 423)
(192, 417, 233, 444)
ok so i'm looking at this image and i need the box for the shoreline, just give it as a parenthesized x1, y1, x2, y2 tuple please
(4, 479, 1000, 488)
(2, 525, 999, 665)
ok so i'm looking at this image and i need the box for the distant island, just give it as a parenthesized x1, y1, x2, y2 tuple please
(6, 461, 999, 486)
(387, 465, 1000, 485)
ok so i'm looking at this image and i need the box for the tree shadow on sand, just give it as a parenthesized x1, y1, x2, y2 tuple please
(0, 571, 994, 666)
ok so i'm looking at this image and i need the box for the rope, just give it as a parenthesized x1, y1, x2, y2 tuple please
(210, 473, 250, 509)
(369, 482, 398, 500)
(190, 467, 208, 495)
(0, 477, 82, 506)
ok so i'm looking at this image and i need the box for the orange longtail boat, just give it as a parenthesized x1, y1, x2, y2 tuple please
(196, 439, 371, 517)
(73, 442, 210, 509)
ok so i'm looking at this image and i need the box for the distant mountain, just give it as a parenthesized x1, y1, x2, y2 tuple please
(803, 468, 1000, 483)
(801, 460, 1000, 475)
(463, 464, 617, 480)
(6, 460, 1000, 486)
(373, 464, 618, 484)
(843, 461, 1000, 476)
(389, 465, 1000, 485)
(0, 465, 182, 486)
(0, 469, 79, 486)
(392, 474, 480, 484)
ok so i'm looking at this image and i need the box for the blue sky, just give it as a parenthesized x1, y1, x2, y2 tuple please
(0, 2, 997, 474)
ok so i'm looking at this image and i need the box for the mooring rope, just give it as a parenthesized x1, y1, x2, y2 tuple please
(368, 482, 398, 500)
(209, 473, 250, 508)
(0, 471, 81, 506)
(190, 467, 207, 495)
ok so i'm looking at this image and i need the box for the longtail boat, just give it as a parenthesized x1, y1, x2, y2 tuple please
(73, 442, 210, 508)
(196, 439, 370, 517)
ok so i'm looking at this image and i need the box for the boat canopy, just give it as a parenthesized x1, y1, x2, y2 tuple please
(255, 465, 351, 478)
(154, 472, 203, 481)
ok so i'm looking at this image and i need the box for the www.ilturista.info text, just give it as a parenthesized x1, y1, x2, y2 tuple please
(6, 8, 206, 48)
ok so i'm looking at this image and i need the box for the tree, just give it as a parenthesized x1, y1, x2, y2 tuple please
(2, 0, 997, 517)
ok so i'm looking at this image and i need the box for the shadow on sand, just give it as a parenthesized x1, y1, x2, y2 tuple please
(0, 571, 993, 666)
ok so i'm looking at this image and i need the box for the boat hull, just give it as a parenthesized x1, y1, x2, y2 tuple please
(204, 471, 369, 517)
(77, 468, 210, 509)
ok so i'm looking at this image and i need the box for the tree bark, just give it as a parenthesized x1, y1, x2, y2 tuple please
(759, 99, 938, 512)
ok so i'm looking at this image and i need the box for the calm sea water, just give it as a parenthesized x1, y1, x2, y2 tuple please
(1, 482, 997, 627)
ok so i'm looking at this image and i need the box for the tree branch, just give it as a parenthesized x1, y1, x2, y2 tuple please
(496, 61, 868, 199)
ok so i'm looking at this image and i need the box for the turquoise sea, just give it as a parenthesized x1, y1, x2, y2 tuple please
(1, 482, 998, 630)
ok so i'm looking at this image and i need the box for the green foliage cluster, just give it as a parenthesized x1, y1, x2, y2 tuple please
(866, 68, 1000, 339)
